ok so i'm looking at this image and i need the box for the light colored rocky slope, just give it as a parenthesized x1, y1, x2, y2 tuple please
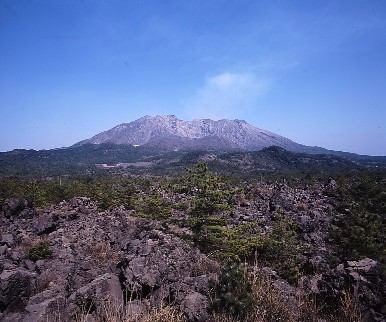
(75, 115, 308, 152)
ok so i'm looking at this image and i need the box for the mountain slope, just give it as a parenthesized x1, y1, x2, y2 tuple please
(1, 143, 386, 179)
(74, 115, 313, 152)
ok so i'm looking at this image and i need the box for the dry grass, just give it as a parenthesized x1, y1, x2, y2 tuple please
(50, 265, 364, 322)
(209, 261, 363, 322)
(62, 261, 362, 322)
(136, 306, 186, 322)
(14, 235, 50, 257)
(67, 282, 363, 322)
(74, 298, 186, 322)
(331, 289, 362, 322)
(191, 253, 220, 277)
(84, 241, 120, 269)
(246, 269, 297, 322)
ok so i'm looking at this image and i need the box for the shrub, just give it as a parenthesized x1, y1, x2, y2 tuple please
(210, 262, 254, 319)
(328, 174, 386, 272)
(260, 216, 306, 284)
(196, 222, 266, 261)
(181, 163, 234, 247)
(331, 210, 385, 270)
(133, 193, 172, 219)
(27, 242, 52, 261)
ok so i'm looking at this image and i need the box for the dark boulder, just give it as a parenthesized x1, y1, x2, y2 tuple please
(117, 229, 214, 321)
(33, 214, 57, 236)
(0, 269, 37, 313)
(67, 273, 123, 319)
(1, 198, 35, 221)
(301, 258, 386, 322)
(24, 291, 68, 322)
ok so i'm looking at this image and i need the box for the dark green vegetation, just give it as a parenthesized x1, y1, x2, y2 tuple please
(1, 143, 386, 179)
(210, 262, 254, 319)
(328, 173, 386, 271)
(182, 162, 234, 248)
(27, 242, 53, 262)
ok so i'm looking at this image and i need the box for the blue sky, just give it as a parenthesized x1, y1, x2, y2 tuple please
(1, 0, 385, 155)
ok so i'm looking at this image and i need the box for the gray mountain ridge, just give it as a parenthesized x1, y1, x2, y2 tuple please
(74, 115, 326, 154)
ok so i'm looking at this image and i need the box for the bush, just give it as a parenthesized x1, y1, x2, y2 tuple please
(210, 262, 255, 319)
(260, 216, 306, 284)
(27, 242, 52, 261)
(196, 222, 265, 261)
(181, 163, 234, 247)
(133, 193, 172, 219)
(331, 210, 385, 270)
(329, 174, 386, 272)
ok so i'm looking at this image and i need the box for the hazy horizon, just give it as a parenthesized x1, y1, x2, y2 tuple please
(1, 1, 385, 155)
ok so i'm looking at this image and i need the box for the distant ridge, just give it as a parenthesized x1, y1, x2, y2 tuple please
(74, 115, 326, 153)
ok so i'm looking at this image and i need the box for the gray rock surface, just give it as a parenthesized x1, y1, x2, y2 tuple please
(0, 197, 215, 321)
(1, 198, 36, 222)
(0, 269, 37, 313)
(74, 115, 309, 152)
(300, 258, 386, 322)
(0, 181, 385, 321)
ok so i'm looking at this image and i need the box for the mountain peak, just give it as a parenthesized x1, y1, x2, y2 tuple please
(142, 114, 177, 120)
(74, 115, 309, 152)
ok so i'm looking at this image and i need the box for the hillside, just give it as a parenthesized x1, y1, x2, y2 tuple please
(2, 144, 385, 179)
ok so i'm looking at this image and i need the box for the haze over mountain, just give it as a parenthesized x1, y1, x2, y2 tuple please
(75, 115, 326, 154)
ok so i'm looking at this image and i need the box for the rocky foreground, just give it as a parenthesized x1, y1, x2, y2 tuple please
(0, 178, 385, 321)
(1, 197, 218, 321)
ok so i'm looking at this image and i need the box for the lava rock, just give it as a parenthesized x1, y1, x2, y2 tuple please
(0, 269, 37, 313)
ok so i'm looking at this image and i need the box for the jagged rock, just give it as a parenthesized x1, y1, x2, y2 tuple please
(117, 229, 214, 320)
(24, 291, 68, 322)
(299, 214, 315, 233)
(346, 259, 386, 316)
(0, 245, 7, 256)
(0, 234, 14, 247)
(33, 214, 57, 236)
(8, 250, 23, 265)
(327, 178, 338, 191)
(0, 185, 383, 322)
(301, 258, 386, 321)
(24, 260, 35, 271)
(180, 292, 208, 321)
(0, 269, 37, 313)
(67, 273, 122, 319)
(1, 198, 34, 220)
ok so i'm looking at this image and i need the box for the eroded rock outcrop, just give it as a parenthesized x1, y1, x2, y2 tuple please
(0, 198, 216, 321)
(301, 258, 386, 322)
(0, 192, 385, 322)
